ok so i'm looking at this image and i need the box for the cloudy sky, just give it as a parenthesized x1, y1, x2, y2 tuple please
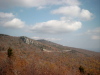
(0, 0, 100, 52)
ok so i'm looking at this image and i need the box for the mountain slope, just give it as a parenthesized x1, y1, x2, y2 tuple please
(37, 39, 70, 50)
(0, 34, 100, 75)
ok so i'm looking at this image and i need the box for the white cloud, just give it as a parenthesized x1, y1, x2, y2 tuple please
(3, 18, 25, 28)
(80, 9, 93, 20)
(0, 12, 25, 29)
(0, 0, 80, 8)
(52, 6, 80, 17)
(31, 37, 61, 41)
(31, 37, 41, 40)
(37, 6, 46, 10)
(83, 27, 100, 40)
(87, 27, 100, 34)
(51, 6, 93, 20)
(31, 20, 82, 34)
(46, 38, 61, 41)
(0, 12, 14, 18)
(92, 35, 100, 40)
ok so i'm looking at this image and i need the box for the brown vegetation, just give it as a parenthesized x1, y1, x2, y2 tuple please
(0, 34, 100, 75)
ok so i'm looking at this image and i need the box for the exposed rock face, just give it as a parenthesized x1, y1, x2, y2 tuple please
(19, 36, 54, 51)
(20, 36, 35, 44)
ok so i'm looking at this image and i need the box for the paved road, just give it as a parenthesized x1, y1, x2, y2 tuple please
(43, 49, 71, 52)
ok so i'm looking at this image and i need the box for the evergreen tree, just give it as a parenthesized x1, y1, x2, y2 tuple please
(7, 47, 13, 57)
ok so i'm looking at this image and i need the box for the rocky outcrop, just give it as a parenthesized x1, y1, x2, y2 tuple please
(20, 36, 37, 44)
(20, 36, 55, 51)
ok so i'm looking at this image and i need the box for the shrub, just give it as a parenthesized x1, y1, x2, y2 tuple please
(87, 73, 90, 75)
(40, 46, 43, 51)
(87, 73, 93, 75)
(7, 47, 13, 57)
(79, 66, 85, 73)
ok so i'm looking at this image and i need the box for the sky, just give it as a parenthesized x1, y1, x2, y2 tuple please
(0, 0, 100, 52)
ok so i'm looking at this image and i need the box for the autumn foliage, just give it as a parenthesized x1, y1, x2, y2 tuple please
(0, 34, 100, 75)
